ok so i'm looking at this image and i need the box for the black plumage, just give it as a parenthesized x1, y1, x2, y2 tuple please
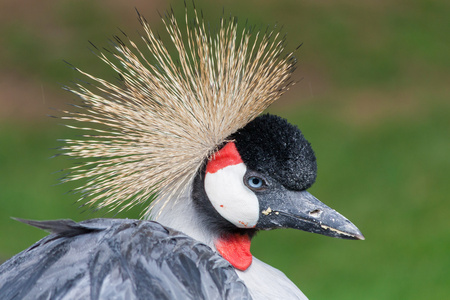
(232, 114, 317, 191)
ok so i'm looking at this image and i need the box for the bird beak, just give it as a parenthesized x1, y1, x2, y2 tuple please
(257, 190, 365, 240)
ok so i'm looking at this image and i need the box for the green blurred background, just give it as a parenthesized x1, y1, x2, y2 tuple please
(0, 0, 448, 298)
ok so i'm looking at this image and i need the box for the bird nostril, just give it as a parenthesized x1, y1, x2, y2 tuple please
(309, 209, 323, 218)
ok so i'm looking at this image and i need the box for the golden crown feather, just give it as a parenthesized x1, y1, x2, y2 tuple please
(61, 6, 296, 216)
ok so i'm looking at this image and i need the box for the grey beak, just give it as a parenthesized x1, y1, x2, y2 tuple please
(257, 190, 365, 240)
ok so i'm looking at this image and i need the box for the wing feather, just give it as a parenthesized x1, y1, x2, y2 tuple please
(0, 219, 251, 300)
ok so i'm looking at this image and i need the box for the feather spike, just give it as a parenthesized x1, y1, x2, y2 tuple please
(63, 6, 296, 217)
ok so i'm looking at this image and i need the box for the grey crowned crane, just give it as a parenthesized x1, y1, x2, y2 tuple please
(0, 7, 364, 300)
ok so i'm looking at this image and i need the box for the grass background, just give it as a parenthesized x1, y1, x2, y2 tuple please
(0, 0, 449, 298)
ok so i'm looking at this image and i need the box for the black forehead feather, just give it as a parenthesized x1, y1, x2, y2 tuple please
(231, 114, 317, 191)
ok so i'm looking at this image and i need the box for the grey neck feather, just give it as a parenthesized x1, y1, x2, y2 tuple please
(147, 190, 218, 250)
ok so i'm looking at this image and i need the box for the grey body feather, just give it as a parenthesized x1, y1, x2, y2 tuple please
(0, 219, 251, 300)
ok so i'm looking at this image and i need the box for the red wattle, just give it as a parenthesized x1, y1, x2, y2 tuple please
(206, 142, 243, 174)
(215, 233, 252, 271)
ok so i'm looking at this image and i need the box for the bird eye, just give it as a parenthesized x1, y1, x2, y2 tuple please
(247, 176, 264, 189)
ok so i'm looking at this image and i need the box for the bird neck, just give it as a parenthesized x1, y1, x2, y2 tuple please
(147, 191, 219, 249)
(147, 190, 254, 271)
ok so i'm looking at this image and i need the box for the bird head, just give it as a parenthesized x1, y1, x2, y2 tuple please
(192, 114, 364, 270)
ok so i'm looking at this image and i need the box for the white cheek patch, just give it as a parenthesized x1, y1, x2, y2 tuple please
(204, 163, 259, 228)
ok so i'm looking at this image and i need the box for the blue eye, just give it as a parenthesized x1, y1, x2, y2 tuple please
(247, 176, 263, 189)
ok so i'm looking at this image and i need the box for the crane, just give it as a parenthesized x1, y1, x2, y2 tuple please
(0, 6, 364, 300)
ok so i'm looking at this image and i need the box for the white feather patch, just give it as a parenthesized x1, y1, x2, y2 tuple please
(204, 163, 259, 228)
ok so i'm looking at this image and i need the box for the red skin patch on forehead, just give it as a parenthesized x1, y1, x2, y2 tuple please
(215, 232, 252, 271)
(206, 142, 243, 174)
